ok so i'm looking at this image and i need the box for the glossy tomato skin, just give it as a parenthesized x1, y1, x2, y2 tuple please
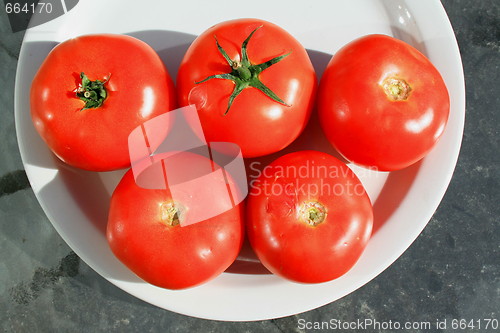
(318, 34, 450, 171)
(246, 150, 373, 283)
(177, 19, 317, 158)
(107, 152, 244, 290)
(31, 34, 176, 171)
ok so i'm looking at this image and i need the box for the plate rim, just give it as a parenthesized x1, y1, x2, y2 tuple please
(14, 0, 465, 321)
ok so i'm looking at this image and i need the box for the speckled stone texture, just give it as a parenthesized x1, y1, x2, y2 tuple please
(1, 0, 498, 332)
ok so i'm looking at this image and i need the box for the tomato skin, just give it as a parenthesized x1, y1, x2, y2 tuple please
(107, 152, 244, 290)
(246, 150, 373, 283)
(30, 34, 176, 171)
(177, 18, 317, 158)
(318, 34, 450, 171)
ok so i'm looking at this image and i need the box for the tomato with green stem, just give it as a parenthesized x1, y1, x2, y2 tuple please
(177, 19, 317, 158)
(30, 34, 176, 171)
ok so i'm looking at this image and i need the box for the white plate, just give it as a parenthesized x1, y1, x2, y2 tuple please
(15, 0, 465, 321)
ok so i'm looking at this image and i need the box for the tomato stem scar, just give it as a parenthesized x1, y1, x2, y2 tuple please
(298, 201, 327, 226)
(382, 76, 411, 101)
(160, 202, 183, 227)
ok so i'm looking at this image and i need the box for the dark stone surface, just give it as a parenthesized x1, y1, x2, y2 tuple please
(1, 0, 498, 332)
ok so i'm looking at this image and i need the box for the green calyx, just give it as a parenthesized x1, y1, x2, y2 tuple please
(195, 25, 291, 115)
(76, 72, 109, 110)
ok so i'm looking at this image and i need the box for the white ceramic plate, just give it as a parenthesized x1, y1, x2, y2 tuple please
(15, 0, 465, 321)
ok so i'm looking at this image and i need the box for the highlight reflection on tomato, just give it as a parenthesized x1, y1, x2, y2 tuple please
(318, 34, 450, 171)
(246, 150, 373, 283)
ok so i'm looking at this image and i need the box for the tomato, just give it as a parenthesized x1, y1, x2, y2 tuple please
(177, 18, 317, 158)
(318, 34, 450, 171)
(30, 34, 176, 171)
(107, 151, 244, 290)
(246, 150, 373, 283)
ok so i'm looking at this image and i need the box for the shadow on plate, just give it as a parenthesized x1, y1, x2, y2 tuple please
(371, 161, 422, 234)
(126, 30, 196, 81)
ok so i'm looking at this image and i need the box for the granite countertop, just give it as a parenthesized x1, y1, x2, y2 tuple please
(1, 0, 498, 332)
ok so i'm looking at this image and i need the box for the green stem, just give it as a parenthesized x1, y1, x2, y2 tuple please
(76, 72, 109, 110)
(195, 25, 291, 115)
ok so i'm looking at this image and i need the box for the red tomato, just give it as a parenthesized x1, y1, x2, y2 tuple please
(177, 19, 317, 157)
(107, 151, 244, 290)
(246, 150, 373, 283)
(318, 34, 450, 171)
(30, 34, 176, 171)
